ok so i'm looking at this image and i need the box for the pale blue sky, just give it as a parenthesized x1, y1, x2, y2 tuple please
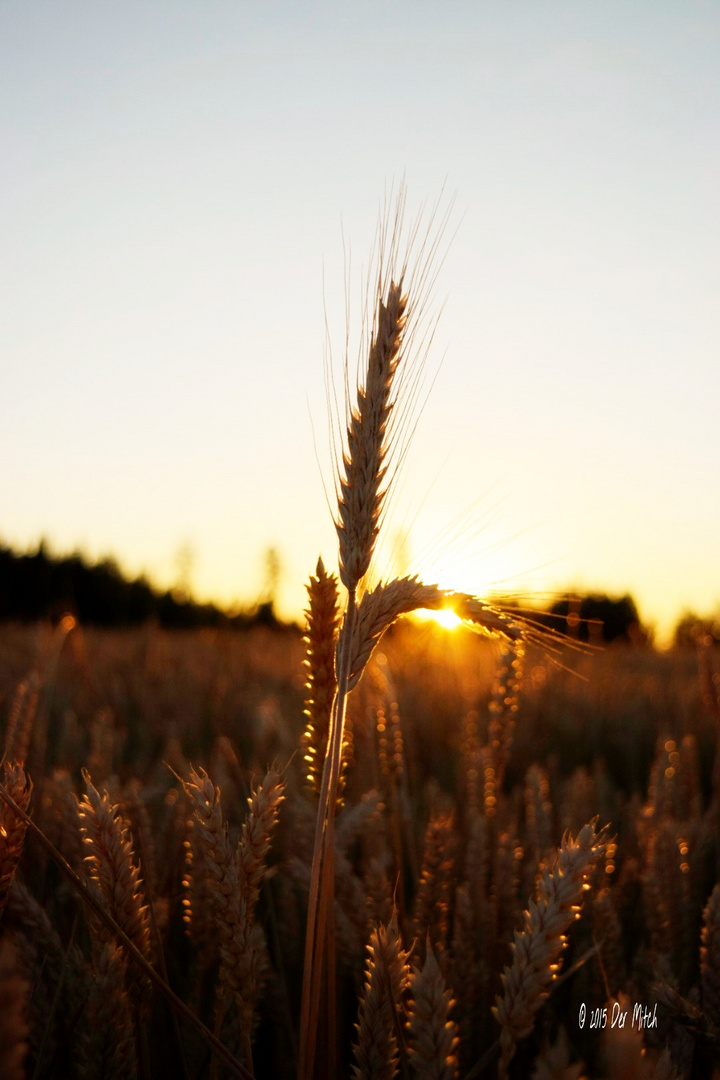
(2, 2, 719, 642)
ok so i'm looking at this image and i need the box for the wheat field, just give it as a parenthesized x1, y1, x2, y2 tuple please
(2, 199, 720, 1079)
(0, 621, 718, 1079)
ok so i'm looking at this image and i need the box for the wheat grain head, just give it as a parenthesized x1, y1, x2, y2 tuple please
(352, 913, 411, 1080)
(493, 819, 608, 1078)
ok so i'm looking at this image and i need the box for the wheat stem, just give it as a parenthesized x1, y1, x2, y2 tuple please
(299, 587, 357, 1080)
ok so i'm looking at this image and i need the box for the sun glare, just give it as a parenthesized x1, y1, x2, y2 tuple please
(414, 607, 463, 631)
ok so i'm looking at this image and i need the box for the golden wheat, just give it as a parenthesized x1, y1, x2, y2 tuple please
(407, 939, 459, 1080)
(336, 279, 408, 593)
(76, 770, 151, 975)
(352, 913, 411, 1080)
(493, 820, 608, 1077)
(302, 556, 341, 799)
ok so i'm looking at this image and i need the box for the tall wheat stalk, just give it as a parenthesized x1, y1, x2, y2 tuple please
(298, 193, 523, 1080)
(298, 277, 408, 1080)
(299, 192, 436, 1079)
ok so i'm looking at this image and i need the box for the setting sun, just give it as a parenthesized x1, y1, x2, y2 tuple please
(413, 607, 463, 631)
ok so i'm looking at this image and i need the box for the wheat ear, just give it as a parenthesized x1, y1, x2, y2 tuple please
(352, 913, 411, 1080)
(407, 939, 459, 1080)
(4, 879, 85, 1033)
(76, 766, 153, 1078)
(237, 766, 285, 920)
(336, 279, 408, 592)
(414, 810, 455, 957)
(484, 642, 524, 816)
(122, 779, 159, 914)
(493, 820, 608, 1078)
(76, 942, 137, 1080)
(183, 766, 282, 1069)
(347, 581, 522, 691)
(0, 762, 32, 918)
(76, 770, 151, 973)
(1, 674, 39, 767)
(592, 887, 626, 999)
(181, 768, 253, 1018)
(182, 817, 215, 956)
(302, 557, 341, 799)
(653, 980, 719, 1041)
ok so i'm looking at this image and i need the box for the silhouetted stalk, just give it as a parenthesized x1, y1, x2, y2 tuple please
(299, 590, 356, 1080)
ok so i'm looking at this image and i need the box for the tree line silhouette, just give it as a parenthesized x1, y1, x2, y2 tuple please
(3, 540, 713, 646)
(538, 593, 647, 645)
(0, 542, 281, 629)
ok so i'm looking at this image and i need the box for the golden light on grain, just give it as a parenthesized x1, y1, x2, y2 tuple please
(605, 840, 617, 876)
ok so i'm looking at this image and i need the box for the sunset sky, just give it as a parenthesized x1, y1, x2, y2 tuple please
(2, 2, 719, 644)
